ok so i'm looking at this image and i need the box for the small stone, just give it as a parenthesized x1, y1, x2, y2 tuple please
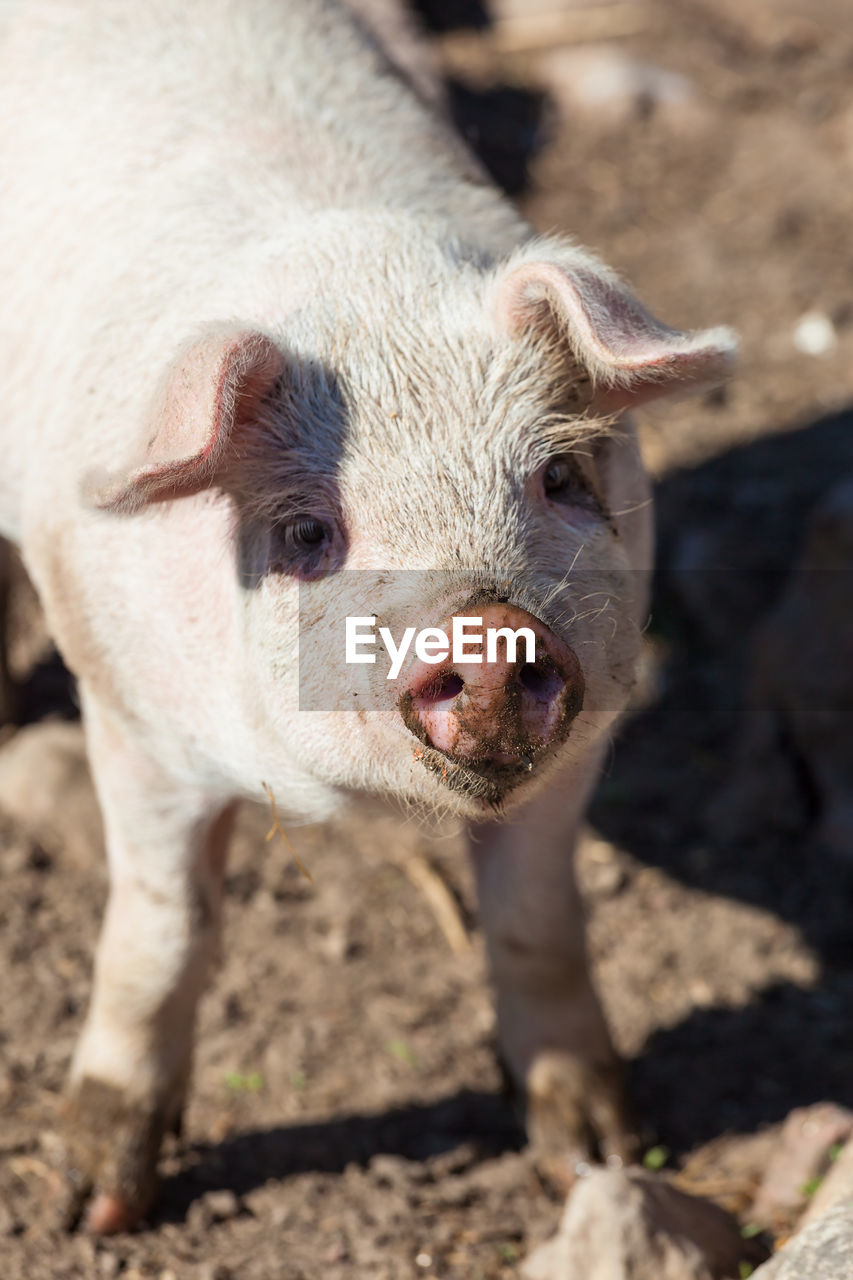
(188, 1187, 243, 1230)
(204, 1189, 242, 1221)
(522, 1167, 768, 1279)
(587, 857, 626, 898)
(322, 1241, 348, 1264)
(793, 311, 837, 356)
(752, 1104, 853, 1233)
(688, 979, 715, 1008)
(320, 919, 352, 962)
(370, 1153, 418, 1186)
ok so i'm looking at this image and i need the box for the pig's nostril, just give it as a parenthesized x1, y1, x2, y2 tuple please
(417, 671, 464, 705)
(517, 663, 563, 700)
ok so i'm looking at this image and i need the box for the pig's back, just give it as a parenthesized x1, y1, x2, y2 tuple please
(0, 0, 522, 540)
(0, 0, 498, 227)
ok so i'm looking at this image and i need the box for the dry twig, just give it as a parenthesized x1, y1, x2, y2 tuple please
(261, 781, 314, 883)
(398, 852, 471, 957)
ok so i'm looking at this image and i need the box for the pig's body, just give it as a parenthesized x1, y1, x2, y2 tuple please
(0, 0, 734, 1232)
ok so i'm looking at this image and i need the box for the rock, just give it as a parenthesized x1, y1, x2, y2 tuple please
(521, 1167, 768, 1280)
(799, 1139, 853, 1229)
(187, 1188, 243, 1231)
(793, 311, 838, 357)
(204, 1189, 242, 1221)
(0, 721, 104, 867)
(751, 1104, 853, 1234)
(753, 1199, 853, 1278)
(578, 835, 628, 900)
(676, 1128, 781, 1220)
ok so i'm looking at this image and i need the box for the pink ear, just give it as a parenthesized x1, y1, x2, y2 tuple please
(85, 328, 284, 513)
(494, 259, 736, 411)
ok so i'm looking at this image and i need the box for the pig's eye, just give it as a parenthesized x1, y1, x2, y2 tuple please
(270, 517, 333, 572)
(286, 517, 329, 551)
(268, 514, 337, 579)
(543, 456, 582, 501)
(541, 454, 604, 517)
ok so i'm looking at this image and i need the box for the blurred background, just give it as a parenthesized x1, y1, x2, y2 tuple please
(2, 2, 853, 1277)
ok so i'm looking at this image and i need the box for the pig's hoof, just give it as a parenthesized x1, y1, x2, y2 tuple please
(56, 1077, 167, 1233)
(85, 1190, 141, 1235)
(525, 1050, 640, 1192)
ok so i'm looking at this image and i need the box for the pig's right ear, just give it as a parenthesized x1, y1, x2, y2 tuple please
(492, 253, 737, 412)
(84, 328, 284, 513)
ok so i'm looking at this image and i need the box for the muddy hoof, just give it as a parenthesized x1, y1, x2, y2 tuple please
(56, 1077, 171, 1234)
(525, 1050, 640, 1191)
(85, 1190, 142, 1235)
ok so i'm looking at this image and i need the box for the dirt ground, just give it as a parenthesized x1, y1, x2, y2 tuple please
(3, 1, 853, 1277)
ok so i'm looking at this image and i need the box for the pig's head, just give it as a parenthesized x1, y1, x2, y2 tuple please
(88, 233, 735, 820)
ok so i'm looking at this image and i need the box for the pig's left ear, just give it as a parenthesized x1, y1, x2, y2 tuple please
(85, 327, 284, 513)
(493, 256, 737, 411)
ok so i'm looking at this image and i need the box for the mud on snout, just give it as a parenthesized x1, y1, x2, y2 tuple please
(398, 598, 586, 807)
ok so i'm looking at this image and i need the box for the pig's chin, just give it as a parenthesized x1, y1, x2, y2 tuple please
(407, 742, 555, 816)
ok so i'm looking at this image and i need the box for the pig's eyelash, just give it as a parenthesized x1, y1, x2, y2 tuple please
(528, 435, 599, 469)
(236, 473, 337, 527)
(530, 407, 619, 454)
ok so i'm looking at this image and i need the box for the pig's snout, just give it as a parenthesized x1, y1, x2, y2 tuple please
(399, 604, 583, 769)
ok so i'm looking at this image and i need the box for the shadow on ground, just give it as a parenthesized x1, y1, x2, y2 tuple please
(591, 405, 853, 1152)
(593, 406, 853, 950)
(154, 1089, 524, 1225)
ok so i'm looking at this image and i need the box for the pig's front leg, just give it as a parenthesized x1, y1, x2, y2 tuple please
(469, 751, 637, 1183)
(61, 689, 236, 1234)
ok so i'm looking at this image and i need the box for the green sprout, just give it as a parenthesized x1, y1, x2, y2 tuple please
(387, 1038, 418, 1067)
(224, 1070, 264, 1093)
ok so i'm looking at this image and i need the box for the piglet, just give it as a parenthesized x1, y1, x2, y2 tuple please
(0, 0, 735, 1231)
